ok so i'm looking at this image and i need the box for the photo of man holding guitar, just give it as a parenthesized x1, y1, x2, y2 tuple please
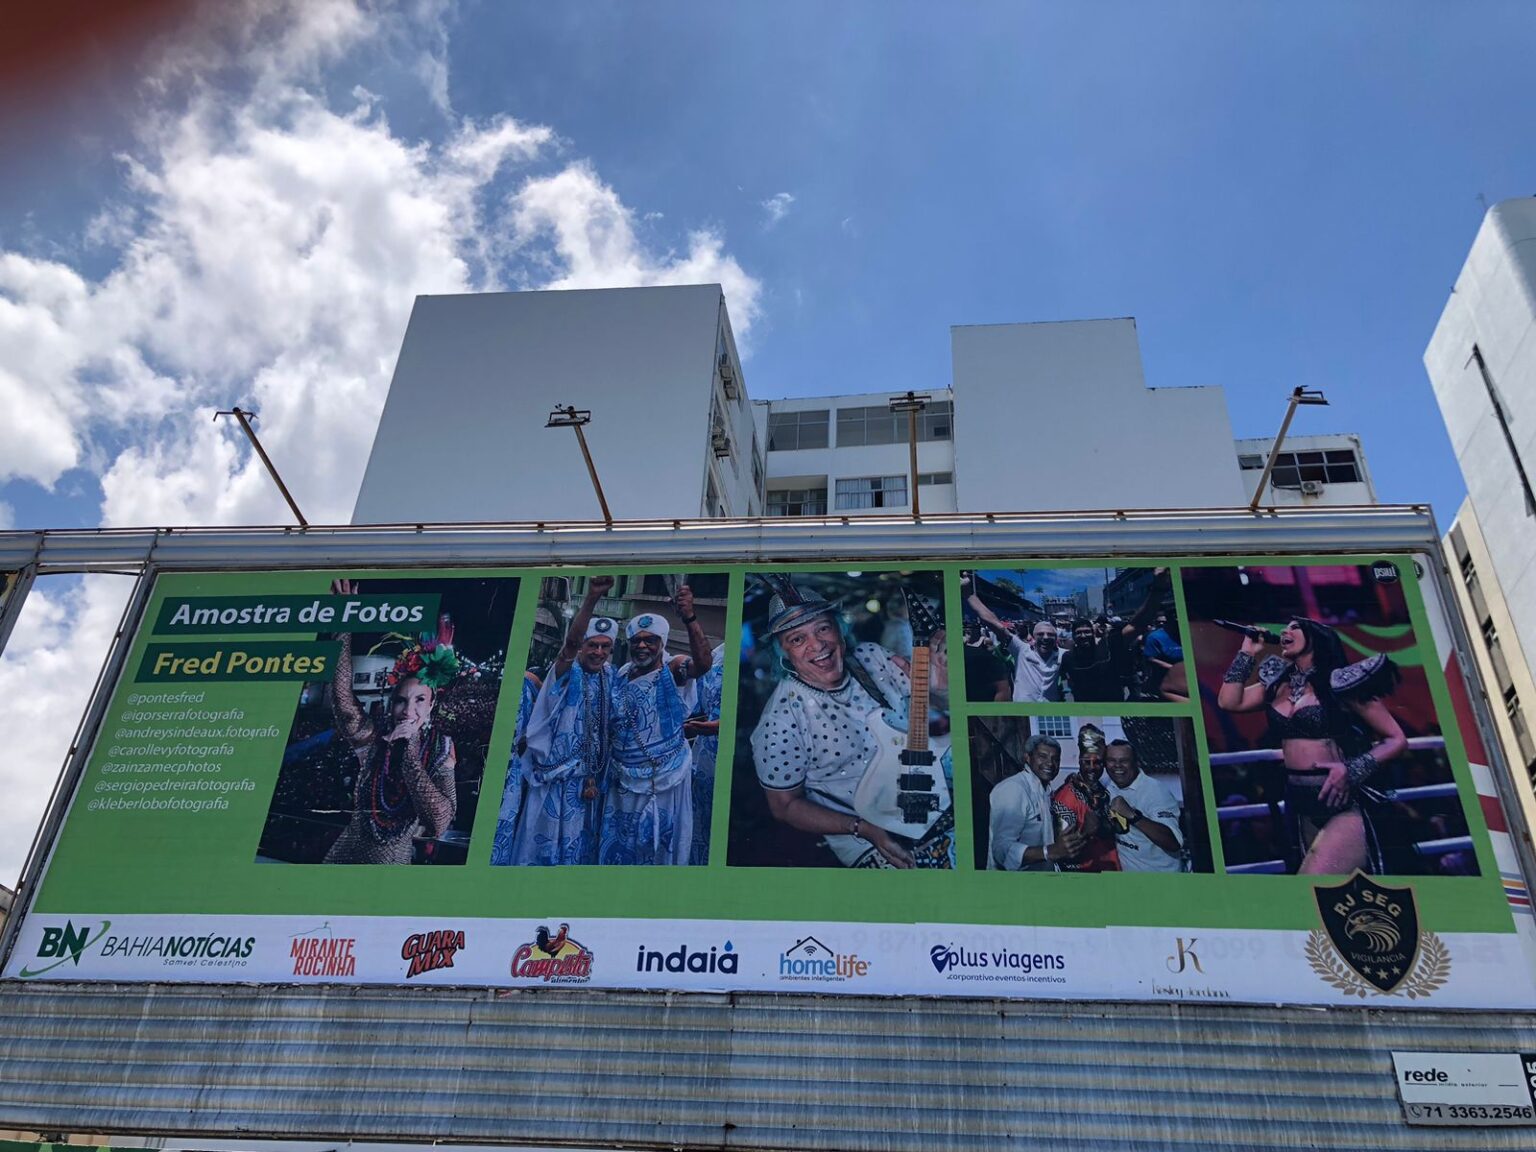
(730, 571, 954, 869)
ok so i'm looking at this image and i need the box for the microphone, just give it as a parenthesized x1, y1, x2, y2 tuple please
(1212, 619, 1281, 645)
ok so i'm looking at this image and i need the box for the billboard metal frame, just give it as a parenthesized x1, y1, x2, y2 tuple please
(2, 504, 1533, 990)
(0, 561, 38, 660)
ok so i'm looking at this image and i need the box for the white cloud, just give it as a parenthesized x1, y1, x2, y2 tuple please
(512, 162, 762, 342)
(0, 500, 13, 529)
(0, 0, 763, 882)
(761, 191, 795, 228)
(0, 575, 135, 888)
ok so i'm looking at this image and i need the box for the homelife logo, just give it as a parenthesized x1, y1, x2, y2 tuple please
(635, 940, 738, 976)
(290, 923, 356, 978)
(778, 935, 869, 982)
(402, 929, 466, 979)
(929, 942, 1067, 984)
(510, 923, 592, 984)
(1307, 871, 1450, 999)
(18, 919, 112, 978)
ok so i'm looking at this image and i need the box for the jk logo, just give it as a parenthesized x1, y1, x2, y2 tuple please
(1166, 937, 1204, 974)
(19, 919, 111, 978)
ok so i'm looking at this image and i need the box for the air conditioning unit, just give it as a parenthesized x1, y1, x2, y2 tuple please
(1300, 480, 1324, 496)
(711, 431, 733, 458)
(719, 354, 739, 399)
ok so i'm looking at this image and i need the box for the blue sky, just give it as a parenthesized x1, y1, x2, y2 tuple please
(5, 2, 1536, 532)
(2, 1, 1536, 877)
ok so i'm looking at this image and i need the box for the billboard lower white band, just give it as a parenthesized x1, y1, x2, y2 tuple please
(8, 913, 1534, 1011)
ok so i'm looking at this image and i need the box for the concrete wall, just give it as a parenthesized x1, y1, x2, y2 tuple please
(353, 285, 734, 524)
(1426, 197, 1536, 673)
(949, 319, 1247, 511)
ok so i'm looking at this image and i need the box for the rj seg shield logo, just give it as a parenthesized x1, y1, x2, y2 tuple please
(1307, 871, 1449, 999)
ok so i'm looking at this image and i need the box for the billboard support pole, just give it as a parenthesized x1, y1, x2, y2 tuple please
(214, 407, 308, 527)
(889, 391, 930, 519)
(0, 567, 156, 974)
(546, 406, 613, 526)
(1248, 387, 1329, 511)
(0, 559, 38, 661)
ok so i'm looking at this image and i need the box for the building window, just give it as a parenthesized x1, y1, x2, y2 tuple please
(705, 473, 721, 517)
(918, 471, 953, 486)
(766, 486, 828, 516)
(836, 400, 953, 447)
(638, 573, 729, 601)
(1238, 449, 1360, 487)
(1035, 715, 1073, 739)
(835, 475, 908, 510)
(767, 409, 829, 451)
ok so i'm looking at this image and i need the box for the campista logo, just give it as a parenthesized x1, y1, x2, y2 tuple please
(19, 920, 112, 977)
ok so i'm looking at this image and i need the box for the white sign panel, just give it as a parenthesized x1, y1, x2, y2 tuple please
(1392, 1051, 1536, 1126)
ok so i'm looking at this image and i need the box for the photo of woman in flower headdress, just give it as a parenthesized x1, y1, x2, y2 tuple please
(257, 574, 517, 865)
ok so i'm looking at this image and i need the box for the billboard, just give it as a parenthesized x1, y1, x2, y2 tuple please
(4, 556, 1532, 1009)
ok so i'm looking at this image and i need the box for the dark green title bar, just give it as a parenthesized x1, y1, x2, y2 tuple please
(137, 642, 341, 682)
(154, 594, 440, 635)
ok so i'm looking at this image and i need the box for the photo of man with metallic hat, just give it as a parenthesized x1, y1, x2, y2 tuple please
(730, 570, 954, 869)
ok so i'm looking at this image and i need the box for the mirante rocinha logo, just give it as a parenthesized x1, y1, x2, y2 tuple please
(18, 919, 111, 978)
(510, 923, 593, 984)
(401, 928, 466, 979)
(290, 922, 357, 978)
(1306, 871, 1450, 999)
(778, 935, 869, 983)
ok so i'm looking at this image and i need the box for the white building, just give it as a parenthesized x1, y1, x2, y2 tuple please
(353, 284, 761, 524)
(1426, 196, 1536, 787)
(1234, 433, 1376, 506)
(758, 319, 1373, 516)
(354, 287, 1377, 524)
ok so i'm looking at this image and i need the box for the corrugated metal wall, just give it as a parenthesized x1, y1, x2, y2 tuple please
(2, 983, 1536, 1151)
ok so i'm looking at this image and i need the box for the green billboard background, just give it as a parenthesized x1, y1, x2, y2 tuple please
(24, 557, 1513, 935)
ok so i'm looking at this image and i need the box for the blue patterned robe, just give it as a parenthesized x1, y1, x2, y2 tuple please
(688, 644, 726, 866)
(493, 663, 613, 866)
(599, 662, 697, 866)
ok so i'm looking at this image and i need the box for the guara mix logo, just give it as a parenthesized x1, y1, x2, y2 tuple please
(402, 929, 466, 979)
(510, 923, 593, 984)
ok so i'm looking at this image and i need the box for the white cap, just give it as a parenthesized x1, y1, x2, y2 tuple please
(585, 617, 617, 641)
(626, 612, 670, 645)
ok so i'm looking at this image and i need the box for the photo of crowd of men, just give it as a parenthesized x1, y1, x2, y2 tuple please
(968, 714, 1209, 872)
(257, 575, 517, 866)
(729, 569, 954, 869)
(1183, 562, 1479, 878)
(489, 572, 727, 868)
(961, 567, 1186, 704)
